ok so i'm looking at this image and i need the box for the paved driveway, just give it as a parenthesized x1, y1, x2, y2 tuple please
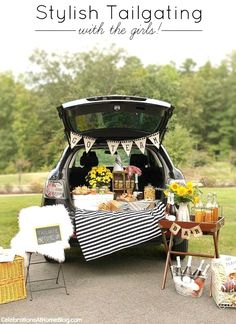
(1, 247, 236, 324)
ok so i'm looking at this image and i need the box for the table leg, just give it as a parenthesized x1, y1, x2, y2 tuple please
(161, 233, 174, 290)
(213, 230, 220, 258)
(161, 230, 174, 276)
(161, 229, 169, 254)
(210, 229, 221, 297)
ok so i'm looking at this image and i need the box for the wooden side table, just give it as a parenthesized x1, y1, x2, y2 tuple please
(159, 217, 225, 290)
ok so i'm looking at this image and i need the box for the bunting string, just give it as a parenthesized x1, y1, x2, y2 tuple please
(70, 131, 160, 155)
(169, 222, 203, 240)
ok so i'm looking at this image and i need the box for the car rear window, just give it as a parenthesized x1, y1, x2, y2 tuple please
(73, 148, 137, 168)
(66, 103, 166, 133)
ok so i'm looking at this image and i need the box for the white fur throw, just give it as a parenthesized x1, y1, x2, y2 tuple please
(11, 205, 73, 263)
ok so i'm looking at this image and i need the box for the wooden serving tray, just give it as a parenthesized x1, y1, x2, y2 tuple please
(159, 216, 225, 233)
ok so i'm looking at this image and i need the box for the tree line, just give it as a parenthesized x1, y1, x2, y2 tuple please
(0, 46, 236, 173)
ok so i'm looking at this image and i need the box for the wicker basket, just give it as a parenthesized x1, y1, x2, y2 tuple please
(0, 256, 26, 304)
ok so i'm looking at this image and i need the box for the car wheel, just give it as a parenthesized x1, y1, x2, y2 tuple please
(172, 239, 188, 260)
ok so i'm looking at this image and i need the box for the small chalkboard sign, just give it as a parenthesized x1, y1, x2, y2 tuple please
(35, 225, 62, 245)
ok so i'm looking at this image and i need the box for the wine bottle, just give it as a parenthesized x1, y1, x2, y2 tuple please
(192, 259, 205, 279)
(182, 256, 192, 282)
(134, 173, 139, 191)
(165, 192, 172, 215)
(201, 264, 210, 277)
(175, 256, 182, 277)
(170, 193, 177, 217)
(165, 192, 177, 219)
(132, 173, 140, 199)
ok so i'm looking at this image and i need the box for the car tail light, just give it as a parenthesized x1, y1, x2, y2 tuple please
(44, 180, 65, 199)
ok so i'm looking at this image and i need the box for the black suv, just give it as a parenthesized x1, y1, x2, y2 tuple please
(42, 95, 187, 253)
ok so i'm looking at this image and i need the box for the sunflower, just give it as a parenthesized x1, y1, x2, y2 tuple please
(187, 188, 193, 195)
(170, 182, 179, 192)
(177, 186, 187, 197)
(165, 181, 201, 204)
(186, 181, 193, 188)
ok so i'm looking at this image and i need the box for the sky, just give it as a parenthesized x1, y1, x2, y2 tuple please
(0, 0, 236, 75)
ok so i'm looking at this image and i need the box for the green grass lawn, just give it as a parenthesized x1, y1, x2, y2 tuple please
(0, 188, 235, 257)
(0, 172, 48, 186)
(0, 195, 42, 247)
(188, 187, 236, 256)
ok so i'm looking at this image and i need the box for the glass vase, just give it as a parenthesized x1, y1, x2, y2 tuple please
(98, 185, 108, 194)
(177, 203, 190, 222)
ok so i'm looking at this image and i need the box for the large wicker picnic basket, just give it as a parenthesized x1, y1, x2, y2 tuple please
(0, 255, 26, 304)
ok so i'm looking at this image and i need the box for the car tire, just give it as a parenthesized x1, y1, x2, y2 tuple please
(172, 239, 188, 260)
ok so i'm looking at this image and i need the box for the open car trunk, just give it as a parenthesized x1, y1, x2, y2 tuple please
(67, 145, 166, 200)
(56, 95, 175, 198)
(57, 95, 174, 145)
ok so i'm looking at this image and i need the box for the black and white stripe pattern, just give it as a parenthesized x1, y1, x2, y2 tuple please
(75, 202, 165, 261)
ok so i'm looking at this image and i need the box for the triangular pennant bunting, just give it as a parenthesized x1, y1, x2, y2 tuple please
(107, 140, 120, 155)
(148, 132, 160, 149)
(168, 223, 203, 239)
(70, 132, 82, 149)
(83, 136, 96, 153)
(69, 131, 164, 154)
(121, 141, 133, 156)
(134, 137, 146, 154)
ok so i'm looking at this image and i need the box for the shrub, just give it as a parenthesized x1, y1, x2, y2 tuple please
(200, 177, 217, 187)
(163, 124, 196, 167)
(230, 151, 236, 167)
(30, 181, 43, 193)
(4, 183, 13, 193)
(189, 150, 211, 167)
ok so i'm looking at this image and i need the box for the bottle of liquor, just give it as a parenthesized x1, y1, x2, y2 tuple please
(133, 173, 140, 198)
(175, 256, 182, 277)
(165, 192, 171, 215)
(134, 174, 139, 190)
(182, 256, 192, 282)
(165, 192, 177, 219)
(192, 259, 205, 279)
(212, 192, 219, 222)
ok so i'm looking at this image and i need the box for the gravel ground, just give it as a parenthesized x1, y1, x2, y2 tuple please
(1, 247, 236, 324)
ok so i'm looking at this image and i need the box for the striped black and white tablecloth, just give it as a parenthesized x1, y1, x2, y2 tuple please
(75, 202, 165, 261)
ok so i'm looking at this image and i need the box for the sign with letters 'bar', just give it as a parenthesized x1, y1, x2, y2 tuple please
(35, 225, 62, 245)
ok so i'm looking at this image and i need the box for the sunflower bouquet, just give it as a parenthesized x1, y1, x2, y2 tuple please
(164, 181, 201, 204)
(86, 165, 113, 188)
